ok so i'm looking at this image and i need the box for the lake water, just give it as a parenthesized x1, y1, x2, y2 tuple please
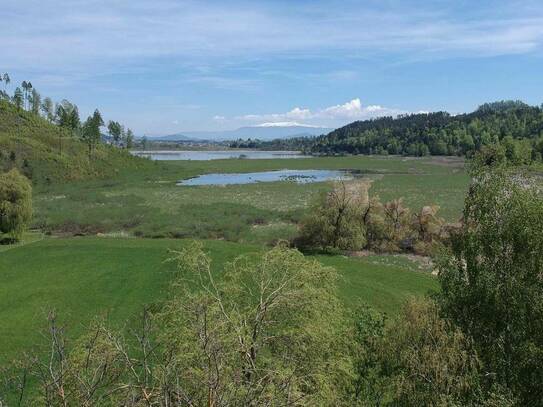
(178, 169, 352, 186)
(132, 150, 307, 161)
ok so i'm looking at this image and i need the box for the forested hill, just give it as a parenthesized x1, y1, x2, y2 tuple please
(310, 101, 543, 162)
(0, 101, 148, 184)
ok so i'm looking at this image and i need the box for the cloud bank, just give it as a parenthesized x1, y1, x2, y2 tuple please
(2, 0, 543, 76)
(234, 98, 405, 128)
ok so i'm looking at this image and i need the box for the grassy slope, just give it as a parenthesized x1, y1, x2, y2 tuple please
(33, 156, 469, 242)
(0, 100, 152, 183)
(0, 237, 437, 363)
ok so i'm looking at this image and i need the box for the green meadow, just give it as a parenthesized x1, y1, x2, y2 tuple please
(0, 236, 437, 364)
(0, 155, 464, 363)
(33, 155, 468, 243)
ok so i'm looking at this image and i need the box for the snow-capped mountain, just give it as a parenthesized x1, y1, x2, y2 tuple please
(149, 123, 333, 141)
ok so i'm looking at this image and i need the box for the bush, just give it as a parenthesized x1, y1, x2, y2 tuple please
(0, 168, 32, 241)
(295, 183, 366, 251)
(352, 298, 485, 406)
(296, 181, 447, 255)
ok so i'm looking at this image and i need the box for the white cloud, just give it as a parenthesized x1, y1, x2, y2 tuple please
(213, 115, 226, 121)
(235, 98, 405, 127)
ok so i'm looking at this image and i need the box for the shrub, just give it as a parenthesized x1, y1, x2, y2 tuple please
(352, 298, 485, 406)
(0, 168, 32, 241)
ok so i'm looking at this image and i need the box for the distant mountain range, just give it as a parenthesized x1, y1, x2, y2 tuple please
(147, 123, 333, 142)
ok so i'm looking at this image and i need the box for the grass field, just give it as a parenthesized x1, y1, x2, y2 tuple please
(33, 155, 468, 243)
(0, 236, 437, 364)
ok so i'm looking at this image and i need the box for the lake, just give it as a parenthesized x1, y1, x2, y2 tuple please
(131, 150, 308, 161)
(178, 169, 352, 186)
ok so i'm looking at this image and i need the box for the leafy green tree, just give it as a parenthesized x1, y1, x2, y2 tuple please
(161, 242, 352, 405)
(81, 109, 104, 158)
(107, 120, 122, 146)
(296, 182, 366, 251)
(30, 88, 41, 115)
(0, 169, 32, 242)
(40, 97, 55, 122)
(12, 87, 23, 110)
(353, 298, 485, 406)
(438, 167, 543, 405)
(2, 73, 10, 93)
(125, 128, 134, 149)
(21, 81, 32, 110)
(55, 100, 80, 133)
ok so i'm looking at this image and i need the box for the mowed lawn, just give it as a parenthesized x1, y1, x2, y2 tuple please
(0, 237, 437, 363)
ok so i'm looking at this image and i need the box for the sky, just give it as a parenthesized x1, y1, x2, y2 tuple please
(2, 0, 543, 135)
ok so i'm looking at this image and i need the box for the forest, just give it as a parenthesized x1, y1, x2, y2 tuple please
(309, 101, 543, 161)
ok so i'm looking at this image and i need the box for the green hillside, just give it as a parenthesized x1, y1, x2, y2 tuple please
(0, 100, 150, 183)
(311, 100, 543, 160)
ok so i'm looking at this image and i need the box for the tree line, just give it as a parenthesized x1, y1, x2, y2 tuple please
(306, 100, 543, 161)
(0, 72, 135, 157)
(229, 135, 316, 151)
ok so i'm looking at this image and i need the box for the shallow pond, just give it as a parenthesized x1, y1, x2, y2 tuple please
(132, 150, 307, 161)
(178, 169, 352, 186)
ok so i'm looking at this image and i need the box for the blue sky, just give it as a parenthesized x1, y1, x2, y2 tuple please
(2, 0, 543, 135)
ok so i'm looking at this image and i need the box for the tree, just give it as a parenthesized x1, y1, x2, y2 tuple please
(12, 87, 23, 110)
(411, 205, 444, 254)
(125, 128, 134, 149)
(107, 120, 122, 146)
(55, 99, 80, 133)
(21, 81, 32, 110)
(40, 97, 55, 122)
(353, 298, 486, 406)
(438, 166, 543, 404)
(81, 109, 104, 158)
(161, 242, 352, 405)
(2, 73, 9, 92)
(382, 198, 410, 245)
(296, 182, 366, 251)
(30, 88, 41, 115)
(0, 169, 32, 242)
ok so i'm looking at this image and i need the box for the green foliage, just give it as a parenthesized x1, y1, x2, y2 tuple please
(312, 101, 543, 160)
(0, 237, 438, 368)
(0, 100, 152, 183)
(296, 182, 367, 251)
(438, 167, 543, 405)
(107, 120, 122, 145)
(353, 298, 485, 406)
(55, 99, 80, 132)
(297, 180, 447, 254)
(12, 87, 23, 110)
(0, 169, 32, 241)
(2, 242, 355, 405)
(160, 241, 353, 404)
(81, 109, 104, 158)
